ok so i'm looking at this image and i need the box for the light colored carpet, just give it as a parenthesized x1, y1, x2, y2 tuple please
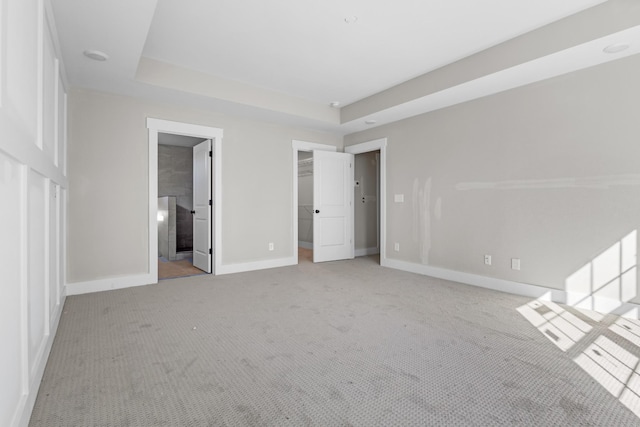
(30, 255, 639, 426)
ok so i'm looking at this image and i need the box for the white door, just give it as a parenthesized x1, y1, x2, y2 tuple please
(193, 139, 212, 272)
(313, 150, 354, 262)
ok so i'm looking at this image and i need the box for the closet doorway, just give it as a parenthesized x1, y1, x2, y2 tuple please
(297, 151, 314, 262)
(353, 150, 381, 260)
(346, 138, 388, 266)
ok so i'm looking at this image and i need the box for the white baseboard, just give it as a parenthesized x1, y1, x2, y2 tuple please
(66, 273, 156, 296)
(17, 292, 66, 427)
(217, 256, 297, 275)
(298, 241, 313, 249)
(383, 258, 640, 320)
(355, 247, 379, 257)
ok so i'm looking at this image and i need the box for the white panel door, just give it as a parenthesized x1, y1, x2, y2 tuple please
(313, 150, 354, 262)
(193, 140, 212, 272)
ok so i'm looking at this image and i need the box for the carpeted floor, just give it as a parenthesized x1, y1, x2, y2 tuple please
(30, 254, 640, 426)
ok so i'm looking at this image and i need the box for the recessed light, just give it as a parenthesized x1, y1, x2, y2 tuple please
(83, 49, 109, 61)
(344, 16, 358, 24)
(365, 119, 377, 125)
(330, 101, 341, 108)
(603, 43, 630, 54)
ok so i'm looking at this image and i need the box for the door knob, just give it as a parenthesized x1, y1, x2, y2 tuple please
(315, 209, 320, 213)
(190, 210, 196, 214)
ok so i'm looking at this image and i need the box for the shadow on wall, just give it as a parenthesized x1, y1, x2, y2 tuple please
(517, 230, 640, 417)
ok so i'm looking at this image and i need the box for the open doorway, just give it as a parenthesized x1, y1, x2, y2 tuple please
(346, 138, 388, 266)
(147, 118, 223, 283)
(293, 139, 386, 265)
(354, 150, 380, 261)
(291, 140, 337, 264)
(297, 151, 314, 263)
(157, 133, 207, 279)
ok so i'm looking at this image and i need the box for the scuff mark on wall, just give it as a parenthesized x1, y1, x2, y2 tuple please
(455, 174, 640, 191)
(421, 179, 432, 265)
(412, 178, 419, 245)
(434, 197, 442, 221)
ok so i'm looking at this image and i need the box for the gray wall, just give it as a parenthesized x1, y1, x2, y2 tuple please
(345, 54, 640, 303)
(67, 89, 341, 283)
(158, 144, 193, 252)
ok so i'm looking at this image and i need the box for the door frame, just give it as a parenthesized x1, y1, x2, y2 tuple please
(147, 118, 223, 281)
(345, 138, 388, 266)
(291, 140, 336, 264)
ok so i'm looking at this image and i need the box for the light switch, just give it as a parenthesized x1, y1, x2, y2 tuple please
(394, 194, 404, 203)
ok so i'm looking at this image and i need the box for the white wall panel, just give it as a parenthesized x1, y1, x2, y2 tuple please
(49, 181, 59, 319)
(0, 1, 68, 425)
(57, 78, 66, 174)
(42, 21, 57, 162)
(27, 169, 46, 376)
(6, 0, 39, 138)
(0, 153, 26, 427)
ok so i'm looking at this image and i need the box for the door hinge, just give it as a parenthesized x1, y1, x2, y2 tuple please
(209, 151, 212, 157)
(209, 200, 212, 206)
(209, 248, 212, 254)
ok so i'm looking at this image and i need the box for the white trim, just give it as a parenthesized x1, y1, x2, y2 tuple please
(17, 293, 65, 427)
(148, 128, 158, 283)
(213, 137, 222, 275)
(18, 164, 29, 405)
(66, 273, 156, 296)
(298, 241, 313, 250)
(147, 118, 223, 140)
(385, 258, 640, 320)
(355, 247, 380, 257)
(43, 178, 51, 337)
(345, 138, 387, 267)
(291, 140, 337, 265)
(43, 0, 70, 91)
(292, 140, 337, 151)
(147, 118, 223, 281)
(217, 256, 296, 275)
(35, 0, 43, 150)
(0, 0, 4, 108)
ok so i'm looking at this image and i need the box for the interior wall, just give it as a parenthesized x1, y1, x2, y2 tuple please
(0, 1, 68, 425)
(298, 152, 313, 247)
(354, 151, 379, 254)
(345, 54, 640, 305)
(67, 89, 342, 284)
(158, 144, 193, 252)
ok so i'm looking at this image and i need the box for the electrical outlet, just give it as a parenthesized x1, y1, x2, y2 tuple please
(484, 254, 492, 265)
(511, 258, 521, 270)
(268, 242, 274, 251)
(394, 243, 400, 252)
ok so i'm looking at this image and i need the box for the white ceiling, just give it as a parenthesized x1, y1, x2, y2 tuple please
(51, 0, 637, 134)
